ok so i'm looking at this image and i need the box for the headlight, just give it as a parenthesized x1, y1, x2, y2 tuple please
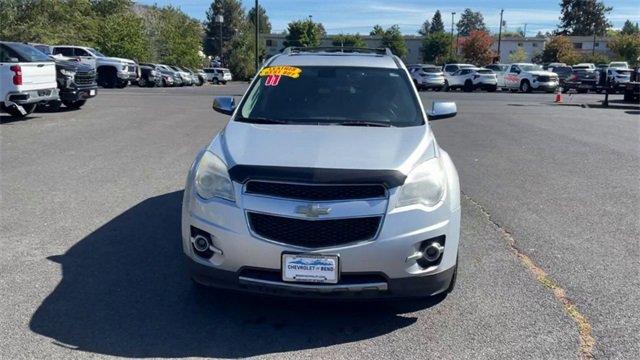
(396, 157, 446, 208)
(60, 69, 75, 77)
(194, 151, 235, 201)
(151, 70, 157, 76)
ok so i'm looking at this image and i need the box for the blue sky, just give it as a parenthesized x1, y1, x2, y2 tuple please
(139, 0, 639, 35)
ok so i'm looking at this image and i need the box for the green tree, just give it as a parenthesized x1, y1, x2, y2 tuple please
(418, 19, 430, 36)
(96, 12, 151, 61)
(457, 8, 487, 36)
(382, 25, 407, 58)
(370, 24, 385, 36)
(558, 0, 612, 36)
(621, 20, 640, 35)
(332, 34, 366, 47)
(283, 19, 323, 47)
(608, 34, 640, 66)
(542, 36, 579, 64)
(227, 22, 259, 79)
(154, 6, 203, 67)
(247, 4, 271, 34)
(422, 32, 452, 64)
(203, 0, 246, 58)
(509, 47, 528, 62)
(430, 10, 445, 34)
(460, 30, 493, 65)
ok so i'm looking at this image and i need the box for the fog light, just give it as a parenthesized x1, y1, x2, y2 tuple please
(193, 235, 210, 252)
(423, 242, 444, 262)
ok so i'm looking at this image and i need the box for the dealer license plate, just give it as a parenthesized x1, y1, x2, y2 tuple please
(282, 254, 339, 284)
(89, 89, 96, 96)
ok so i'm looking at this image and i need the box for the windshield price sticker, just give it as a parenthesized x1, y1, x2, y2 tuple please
(259, 66, 302, 79)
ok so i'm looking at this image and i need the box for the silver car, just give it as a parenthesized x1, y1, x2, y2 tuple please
(182, 48, 461, 298)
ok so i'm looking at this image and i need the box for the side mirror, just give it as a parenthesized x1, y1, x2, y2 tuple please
(212, 96, 236, 115)
(426, 101, 457, 121)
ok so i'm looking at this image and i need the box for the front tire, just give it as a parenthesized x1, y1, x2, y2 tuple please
(520, 80, 532, 93)
(138, 77, 147, 87)
(463, 80, 474, 92)
(116, 80, 128, 89)
(443, 80, 450, 92)
(62, 99, 86, 109)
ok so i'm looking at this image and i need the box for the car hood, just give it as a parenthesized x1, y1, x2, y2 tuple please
(528, 70, 557, 76)
(100, 56, 135, 65)
(216, 121, 435, 175)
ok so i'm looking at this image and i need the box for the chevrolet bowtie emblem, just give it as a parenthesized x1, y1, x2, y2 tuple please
(295, 204, 331, 218)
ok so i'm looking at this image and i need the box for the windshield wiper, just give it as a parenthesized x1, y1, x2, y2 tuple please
(333, 121, 392, 127)
(235, 116, 289, 124)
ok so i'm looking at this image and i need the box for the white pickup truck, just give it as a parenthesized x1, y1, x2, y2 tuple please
(503, 63, 559, 93)
(50, 45, 137, 88)
(1, 42, 59, 117)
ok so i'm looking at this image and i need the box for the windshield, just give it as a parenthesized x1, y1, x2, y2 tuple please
(239, 66, 423, 127)
(5, 43, 51, 62)
(88, 48, 106, 57)
(33, 45, 52, 55)
(477, 69, 494, 74)
(520, 64, 543, 71)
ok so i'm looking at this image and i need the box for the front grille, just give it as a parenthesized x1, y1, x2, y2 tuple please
(245, 181, 386, 201)
(248, 212, 381, 247)
(74, 71, 95, 85)
(538, 75, 558, 82)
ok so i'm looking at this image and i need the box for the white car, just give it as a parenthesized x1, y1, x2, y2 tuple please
(170, 66, 193, 86)
(444, 67, 497, 92)
(203, 67, 232, 84)
(485, 64, 509, 89)
(408, 64, 445, 91)
(51, 45, 137, 88)
(0, 41, 59, 117)
(183, 48, 461, 298)
(442, 63, 475, 75)
(608, 61, 629, 69)
(607, 67, 633, 89)
(503, 63, 559, 93)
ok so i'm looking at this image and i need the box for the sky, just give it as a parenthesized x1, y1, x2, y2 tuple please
(139, 0, 639, 35)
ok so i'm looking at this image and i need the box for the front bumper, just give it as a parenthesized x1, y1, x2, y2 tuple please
(532, 81, 559, 91)
(182, 170, 461, 298)
(5, 88, 59, 105)
(117, 70, 137, 80)
(59, 85, 97, 102)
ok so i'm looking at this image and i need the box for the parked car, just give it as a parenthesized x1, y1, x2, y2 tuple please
(407, 64, 445, 91)
(48, 57, 97, 110)
(137, 63, 163, 87)
(623, 67, 639, 102)
(157, 64, 182, 86)
(50, 45, 137, 88)
(547, 66, 573, 89)
(442, 63, 475, 75)
(185, 68, 200, 86)
(184, 48, 461, 298)
(0, 41, 59, 117)
(564, 69, 598, 93)
(170, 65, 193, 86)
(606, 67, 633, 90)
(194, 69, 207, 86)
(31, 43, 95, 68)
(485, 64, 509, 89)
(203, 67, 232, 84)
(545, 62, 567, 70)
(444, 67, 497, 92)
(608, 61, 629, 69)
(503, 63, 559, 93)
(572, 63, 596, 71)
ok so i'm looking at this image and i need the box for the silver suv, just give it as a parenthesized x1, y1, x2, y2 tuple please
(182, 48, 461, 298)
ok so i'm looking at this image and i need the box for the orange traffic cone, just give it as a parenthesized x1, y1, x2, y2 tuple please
(554, 87, 563, 103)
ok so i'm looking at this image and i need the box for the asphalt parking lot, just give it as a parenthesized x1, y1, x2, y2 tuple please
(1, 84, 638, 359)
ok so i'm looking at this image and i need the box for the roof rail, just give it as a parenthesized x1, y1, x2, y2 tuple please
(282, 46, 393, 56)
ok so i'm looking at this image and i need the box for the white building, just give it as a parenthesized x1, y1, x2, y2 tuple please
(492, 37, 546, 63)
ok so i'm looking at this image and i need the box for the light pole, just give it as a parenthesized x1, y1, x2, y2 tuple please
(497, 9, 504, 63)
(255, 0, 259, 72)
(450, 12, 456, 58)
(215, 14, 224, 65)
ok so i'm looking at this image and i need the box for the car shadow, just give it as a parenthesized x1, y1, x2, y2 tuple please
(0, 114, 38, 124)
(30, 191, 441, 358)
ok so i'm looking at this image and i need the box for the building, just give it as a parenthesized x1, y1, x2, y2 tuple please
(263, 33, 616, 65)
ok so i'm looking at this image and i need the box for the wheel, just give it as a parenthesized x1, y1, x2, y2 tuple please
(98, 67, 118, 88)
(1, 103, 37, 117)
(222, 81, 227, 85)
(138, 77, 146, 87)
(116, 80, 128, 89)
(213, 78, 219, 85)
(463, 80, 474, 92)
(520, 80, 532, 93)
(62, 99, 86, 109)
(443, 80, 450, 92)
(486, 85, 497, 92)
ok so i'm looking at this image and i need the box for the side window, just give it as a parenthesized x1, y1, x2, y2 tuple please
(53, 47, 74, 56)
(510, 65, 519, 73)
(74, 48, 90, 56)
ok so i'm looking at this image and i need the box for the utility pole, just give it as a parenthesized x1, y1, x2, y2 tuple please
(592, 20, 597, 56)
(215, 14, 224, 65)
(450, 12, 456, 58)
(255, 0, 259, 73)
(523, 23, 527, 38)
(497, 9, 504, 63)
